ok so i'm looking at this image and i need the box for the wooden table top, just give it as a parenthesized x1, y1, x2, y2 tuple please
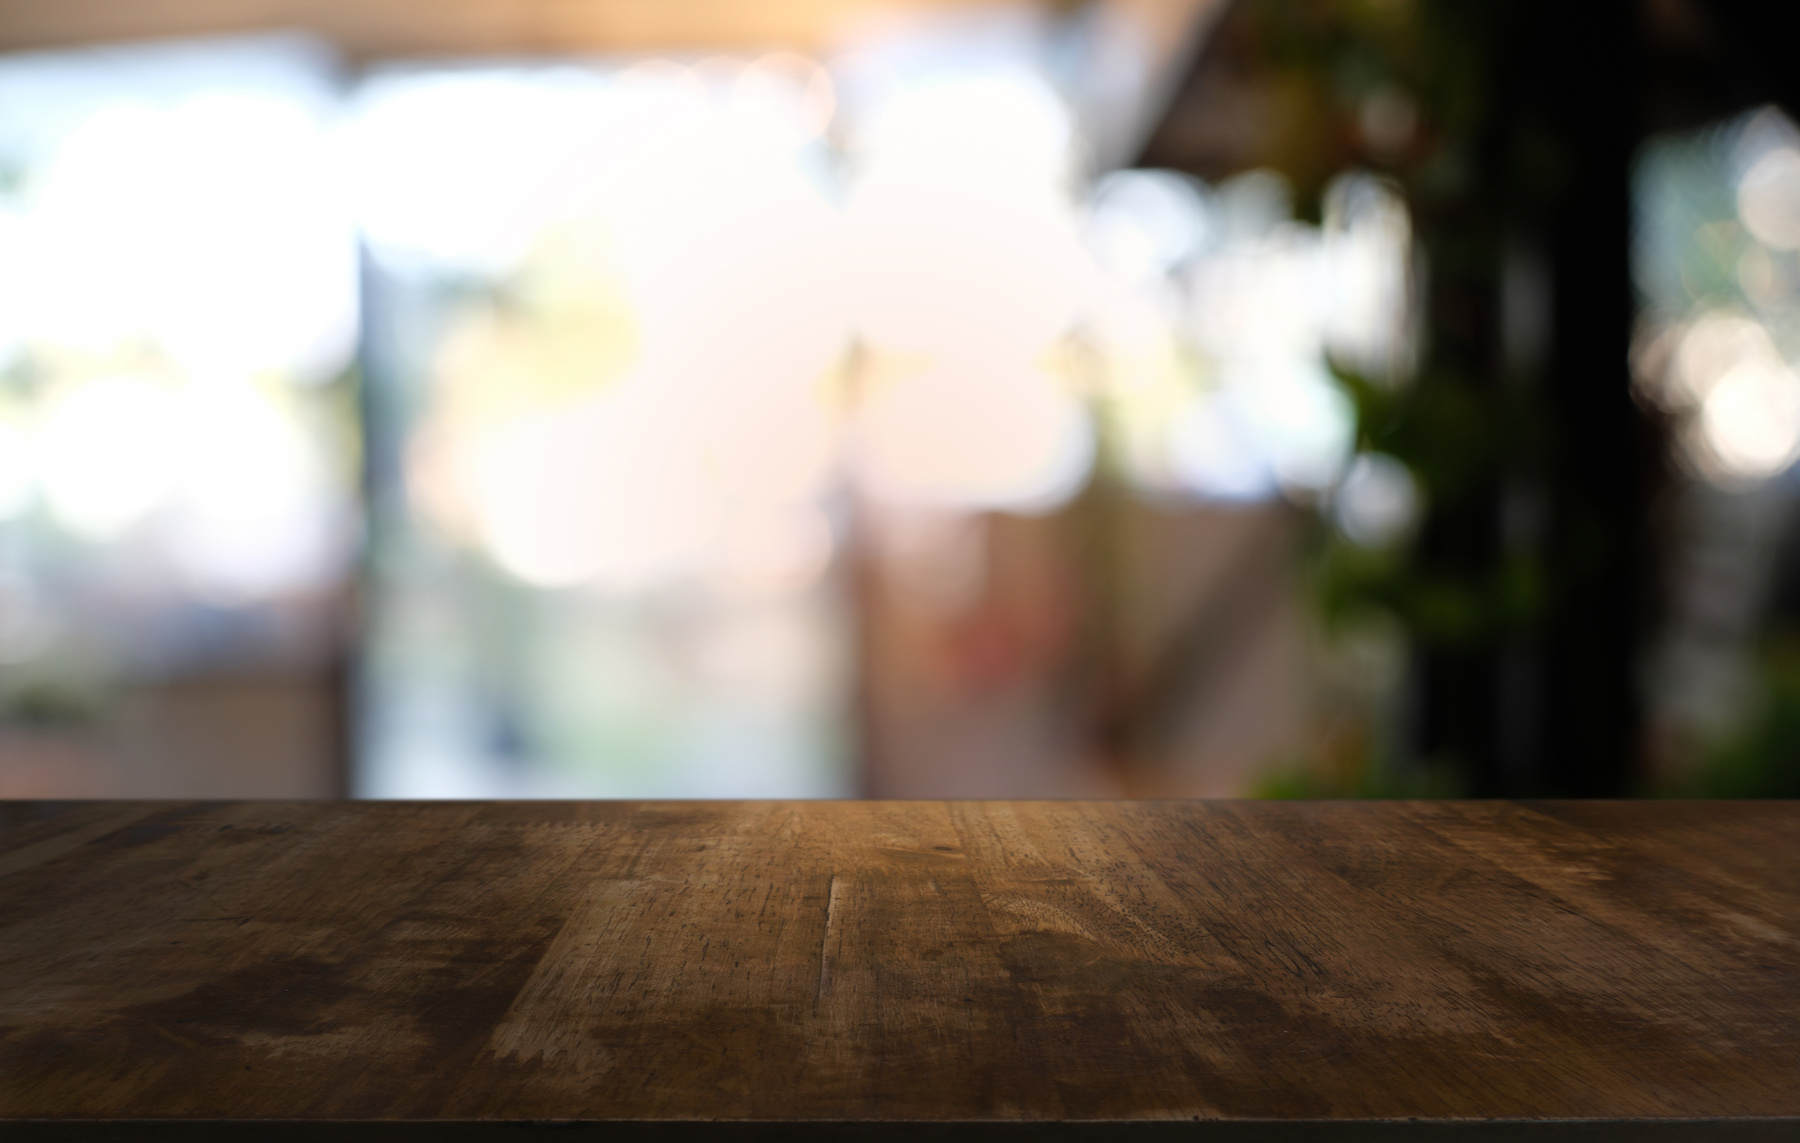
(1, 799, 1797, 1141)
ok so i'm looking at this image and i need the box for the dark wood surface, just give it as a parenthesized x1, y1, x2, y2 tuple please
(1, 800, 1797, 1140)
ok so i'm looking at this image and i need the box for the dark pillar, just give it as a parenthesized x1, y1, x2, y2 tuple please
(1524, 1, 1643, 796)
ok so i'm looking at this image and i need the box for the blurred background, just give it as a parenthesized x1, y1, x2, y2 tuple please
(1, 0, 1797, 800)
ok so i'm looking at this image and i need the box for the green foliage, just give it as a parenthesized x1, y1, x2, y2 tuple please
(0, 666, 109, 730)
(1254, 742, 1465, 798)
(1312, 539, 1543, 649)
(1339, 364, 1529, 504)
(1230, 0, 1581, 796)
(1674, 636, 1800, 798)
(1311, 364, 1545, 647)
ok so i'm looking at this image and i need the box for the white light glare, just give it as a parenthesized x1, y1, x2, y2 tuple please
(469, 391, 721, 590)
(1170, 364, 1355, 501)
(1322, 172, 1413, 380)
(345, 70, 612, 276)
(1169, 395, 1276, 502)
(856, 73, 1072, 186)
(37, 377, 184, 538)
(166, 382, 343, 601)
(846, 174, 1090, 361)
(1672, 312, 1776, 405)
(846, 72, 1091, 361)
(1085, 169, 1209, 281)
(22, 90, 354, 380)
(1699, 357, 1800, 482)
(34, 376, 343, 595)
(854, 361, 1094, 512)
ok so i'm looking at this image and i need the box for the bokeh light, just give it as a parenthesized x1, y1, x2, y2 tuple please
(1332, 453, 1420, 547)
(1698, 356, 1800, 481)
(5, 47, 352, 381)
(36, 376, 184, 539)
(854, 359, 1094, 511)
(1737, 146, 1800, 251)
(0, 23, 1424, 801)
(0, 33, 360, 719)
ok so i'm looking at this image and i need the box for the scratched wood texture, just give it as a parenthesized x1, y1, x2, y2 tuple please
(0, 800, 1796, 1137)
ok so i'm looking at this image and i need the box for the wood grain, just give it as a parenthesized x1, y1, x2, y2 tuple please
(0, 800, 1796, 1139)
